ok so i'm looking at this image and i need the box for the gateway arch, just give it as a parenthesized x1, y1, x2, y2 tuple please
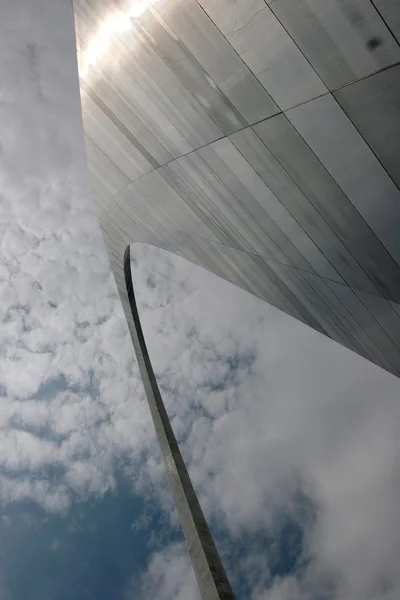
(72, 0, 400, 597)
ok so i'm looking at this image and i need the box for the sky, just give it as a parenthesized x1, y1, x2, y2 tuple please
(1, 0, 400, 599)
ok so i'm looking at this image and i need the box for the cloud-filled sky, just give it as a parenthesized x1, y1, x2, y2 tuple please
(1, 1, 400, 599)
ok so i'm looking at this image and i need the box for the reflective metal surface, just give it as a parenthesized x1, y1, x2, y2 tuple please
(73, 0, 400, 377)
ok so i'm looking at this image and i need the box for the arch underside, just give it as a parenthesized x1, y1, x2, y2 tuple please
(74, 0, 400, 377)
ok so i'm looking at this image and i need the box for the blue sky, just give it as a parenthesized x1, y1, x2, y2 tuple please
(1, 1, 400, 599)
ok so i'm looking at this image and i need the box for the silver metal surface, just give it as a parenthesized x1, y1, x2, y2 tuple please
(197, 0, 327, 110)
(267, 0, 400, 89)
(286, 93, 400, 267)
(72, 0, 400, 477)
(334, 64, 400, 188)
(372, 0, 400, 44)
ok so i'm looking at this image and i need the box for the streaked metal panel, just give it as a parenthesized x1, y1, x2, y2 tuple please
(81, 70, 174, 166)
(72, 0, 400, 380)
(84, 135, 130, 194)
(268, 0, 400, 89)
(326, 280, 400, 374)
(266, 261, 349, 340)
(76, 0, 223, 148)
(76, 24, 193, 159)
(334, 65, 400, 189)
(159, 160, 259, 254)
(301, 271, 375, 361)
(197, 0, 327, 110)
(178, 151, 301, 266)
(115, 169, 221, 243)
(354, 289, 400, 351)
(186, 238, 292, 313)
(372, 0, 400, 44)
(87, 167, 114, 219)
(154, 0, 279, 124)
(287, 94, 400, 267)
(80, 87, 154, 180)
(251, 255, 331, 334)
(253, 112, 400, 303)
(130, 4, 246, 135)
(231, 125, 382, 293)
(197, 144, 304, 268)
(212, 135, 343, 282)
(391, 301, 400, 318)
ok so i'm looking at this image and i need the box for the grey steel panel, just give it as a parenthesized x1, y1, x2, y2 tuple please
(391, 301, 400, 318)
(130, 5, 246, 135)
(76, 0, 223, 149)
(354, 289, 400, 351)
(334, 65, 400, 189)
(301, 271, 375, 361)
(254, 113, 400, 303)
(188, 238, 315, 325)
(81, 79, 160, 170)
(268, 0, 400, 89)
(197, 144, 307, 268)
(326, 280, 400, 374)
(231, 125, 383, 293)
(287, 94, 400, 267)
(159, 159, 259, 254)
(115, 170, 221, 243)
(178, 151, 302, 266)
(154, 0, 279, 124)
(76, 11, 193, 158)
(77, 32, 193, 159)
(266, 261, 345, 339)
(81, 70, 174, 166)
(84, 134, 132, 192)
(73, 0, 400, 380)
(197, 0, 327, 110)
(80, 88, 154, 180)
(87, 167, 113, 219)
(212, 135, 343, 281)
(251, 255, 329, 334)
(372, 0, 400, 44)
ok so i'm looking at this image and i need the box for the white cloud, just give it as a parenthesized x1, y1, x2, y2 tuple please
(130, 542, 200, 600)
(131, 243, 400, 600)
(2, 2, 400, 599)
(0, 0, 156, 514)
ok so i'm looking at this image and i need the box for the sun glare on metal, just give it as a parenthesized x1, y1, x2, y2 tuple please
(79, 1, 156, 77)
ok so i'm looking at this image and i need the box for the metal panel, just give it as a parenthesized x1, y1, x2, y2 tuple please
(254, 110, 400, 299)
(197, 0, 327, 110)
(84, 134, 130, 192)
(159, 160, 260, 254)
(354, 289, 400, 351)
(130, 4, 246, 135)
(80, 87, 154, 181)
(326, 280, 400, 374)
(253, 113, 400, 302)
(287, 94, 400, 267)
(268, 0, 400, 89)
(232, 125, 382, 293)
(81, 69, 174, 166)
(301, 271, 374, 361)
(76, 20, 193, 160)
(154, 0, 279, 124)
(76, 0, 223, 149)
(179, 150, 301, 266)
(212, 135, 343, 281)
(391, 301, 400, 318)
(334, 65, 400, 189)
(197, 143, 303, 267)
(115, 169, 221, 243)
(372, 0, 400, 44)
